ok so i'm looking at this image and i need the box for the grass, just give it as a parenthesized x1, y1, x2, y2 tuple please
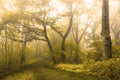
(1, 66, 85, 80)
(2, 57, 120, 80)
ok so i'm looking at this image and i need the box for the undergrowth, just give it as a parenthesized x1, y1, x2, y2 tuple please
(56, 58, 120, 80)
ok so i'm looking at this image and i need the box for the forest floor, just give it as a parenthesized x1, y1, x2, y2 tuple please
(1, 57, 120, 80)
(1, 64, 88, 80)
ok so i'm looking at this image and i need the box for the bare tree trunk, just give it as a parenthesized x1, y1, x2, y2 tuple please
(74, 43, 79, 64)
(20, 27, 27, 67)
(60, 14, 73, 63)
(43, 14, 56, 64)
(35, 40, 41, 57)
(4, 27, 10, 70)
(61, 38, 66, 63)
(101, 0, 112, 59)
(44, 32, 56, 64)
(71, 21, 88, 63)
(115, 34, 120, 45)
(20, 41, 26, 66)
(4, 33, 8, 68)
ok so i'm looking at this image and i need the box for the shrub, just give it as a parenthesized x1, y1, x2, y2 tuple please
(87, 40, 103, 61)
(56, 58, 120, 80)
(86, 58, 120, 80)
(112, 45, 120, 58)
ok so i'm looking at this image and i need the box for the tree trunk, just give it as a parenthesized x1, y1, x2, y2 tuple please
(101, 0, 112, 59)
(74, 43, 79, 64)
(72, 20, 88, 63)
(45, 33, 56, 64)
(61, 38, 66, 63)
(115, 33, 120, 45)
(60, 14, 73, 62)
(43, 15, 56, 64)
(4, 33, 8, 69)
(4, 27, 10, 69)
(20, 41, 26, 66)
(35, 40, 41, 57)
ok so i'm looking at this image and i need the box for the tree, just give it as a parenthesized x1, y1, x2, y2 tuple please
(110, 8, 120, 45)
(101, 0, 112, 59)
(71, 18, 91, 63)
(51, 0, 81, 63)
(31, 0, 58, 64)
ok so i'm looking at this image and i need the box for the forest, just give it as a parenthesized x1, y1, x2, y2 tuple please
(0, 0, 120, 80)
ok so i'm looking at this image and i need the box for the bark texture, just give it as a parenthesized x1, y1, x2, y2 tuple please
(101, 0, 112, 59)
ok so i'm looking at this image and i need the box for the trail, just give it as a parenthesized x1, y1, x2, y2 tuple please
(0, 58, 89, 80)
(1, 65, 84, 80)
